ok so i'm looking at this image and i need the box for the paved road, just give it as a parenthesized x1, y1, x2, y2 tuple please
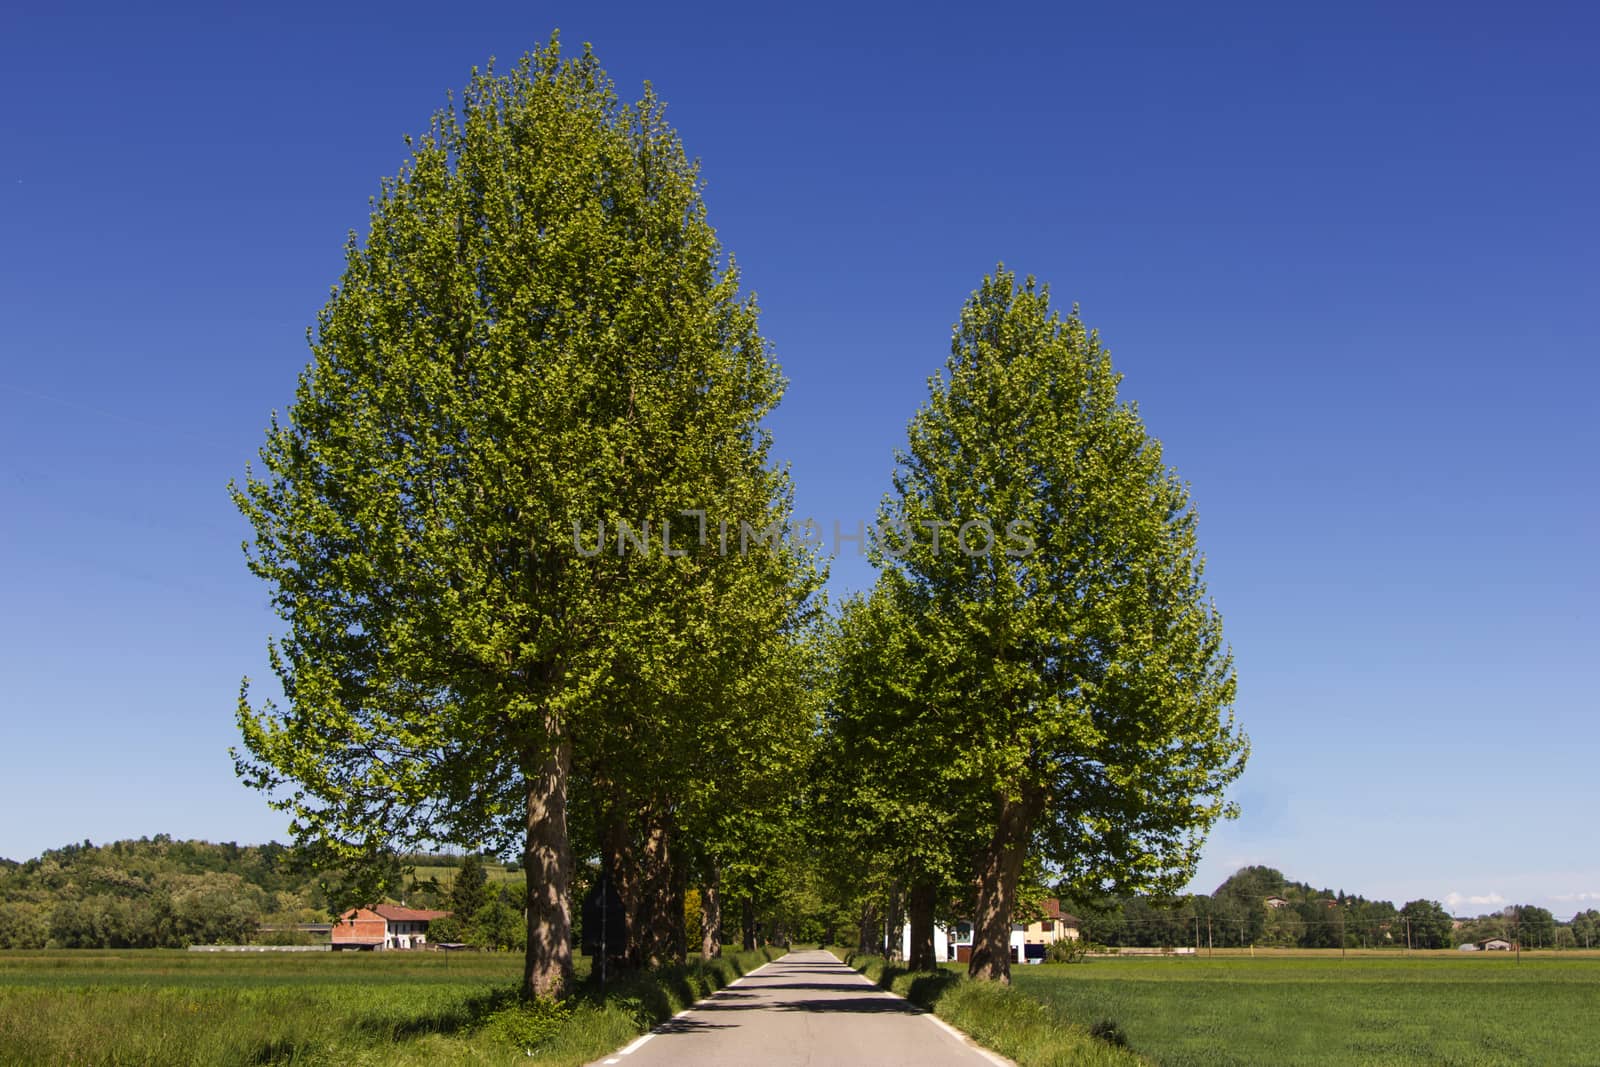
(588, 950, 1005, 1067)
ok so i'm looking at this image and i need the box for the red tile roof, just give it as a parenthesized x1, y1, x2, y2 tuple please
(372, 904, 450, 922)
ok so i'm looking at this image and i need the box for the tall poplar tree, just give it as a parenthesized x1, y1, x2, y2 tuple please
(876, 268, 1249, 982)
(230, 38, 806, 998)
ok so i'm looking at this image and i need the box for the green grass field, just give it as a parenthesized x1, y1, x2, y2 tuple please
(410, 864, 524, 888)
(6, 948, 1597, 1065)
(1008, 953, 1600, 1067)
(0, 947, 781, 1066)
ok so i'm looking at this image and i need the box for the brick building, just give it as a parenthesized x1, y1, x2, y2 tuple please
(332, 905, 450, 950)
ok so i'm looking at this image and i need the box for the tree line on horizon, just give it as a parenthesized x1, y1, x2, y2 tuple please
(1059, 865, 1589, 951)
(5, 841, 1597, 954)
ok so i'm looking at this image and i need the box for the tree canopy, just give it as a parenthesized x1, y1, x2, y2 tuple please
(859, 267, 1249, 981)
(231, 37, 818, 997)
(231, 40, 1253, 995)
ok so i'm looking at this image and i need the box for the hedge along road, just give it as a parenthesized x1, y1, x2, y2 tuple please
(587, 949, 1009, 1067)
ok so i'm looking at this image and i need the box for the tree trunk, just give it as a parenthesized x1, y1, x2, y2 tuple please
(741, 897, 756, 950)
(523, 737, 573, 1000)
(857, 902, 880, 957)
(636, 817, 679, 966)
(885, 879, 905, 962)
(667, 846, 688, 963)
(601, 811, 640, 970)
(967, 791, 1034, 984)
(701, 870, 723, 958)
(907, 880, 937, 970)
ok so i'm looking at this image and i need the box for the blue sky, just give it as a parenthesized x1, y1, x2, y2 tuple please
(1, 2, 1595, 915)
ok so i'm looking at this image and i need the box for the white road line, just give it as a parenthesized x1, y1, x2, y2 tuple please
(592, 956, 778, 1063)
(617, 1031, 655, 1055)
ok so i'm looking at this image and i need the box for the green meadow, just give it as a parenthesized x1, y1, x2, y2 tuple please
(6, 948, 1597, 1065)
(0, 947, 782, 1066)
(1008, 953, 1600, 1067)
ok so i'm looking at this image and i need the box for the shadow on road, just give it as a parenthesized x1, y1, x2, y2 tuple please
(694, 995, 925, 1015)
(655, 1016, 737, 1034)
(688, 965, 934, 1017)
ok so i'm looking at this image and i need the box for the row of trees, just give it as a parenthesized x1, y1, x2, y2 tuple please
(5, 834, 1590, 955)
(1061, 867, 1460, 949)
(232, 38, 826, 998)
(1052, 867, 1600, 951)
(230, 37, 1245, 995)
(813, 272, 1249, 980)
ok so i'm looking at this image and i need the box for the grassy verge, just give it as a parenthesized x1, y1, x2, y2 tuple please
(0, 945, 784, 1066)
(834, 951, 1149, 1067)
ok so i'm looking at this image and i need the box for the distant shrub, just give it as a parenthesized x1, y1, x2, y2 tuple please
(1045, 938, 1089, 963)
(1090, 1018, 1129, 1046)
(426, 914, 466, 944)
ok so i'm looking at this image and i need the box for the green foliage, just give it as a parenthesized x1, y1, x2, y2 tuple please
(871, 266, 1248, 897)
(231, 28, 802, 862)
(1044, 937, 1088, 963)
(1399, 899, 1454, 949)
(424, 914, 463, 944)
(0, 838, 313, 949)
(0, 904, 48, 949)
(0, 836, 554, 951)
(683, 888, 703, 949)
(473, 900, 528, 952)
(1511, 904, 1557, 948)
(1062, 868, 1469, 952)
(1571, 909, 1600, 949)
(229, 34, 818, 992)
(1213, 866, 1289, 902)
(483, 997, 570, 1053)
(448, 855, 489, 920)
(255, 927, 323, 946)
(816, 589, 974, 939)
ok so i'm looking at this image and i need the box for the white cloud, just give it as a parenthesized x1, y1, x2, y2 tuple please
(1551, 891, 1600, 903)
(1444, 891, 1506, 911)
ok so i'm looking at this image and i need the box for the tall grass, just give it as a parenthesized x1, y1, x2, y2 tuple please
(0, 946, 783, 1066)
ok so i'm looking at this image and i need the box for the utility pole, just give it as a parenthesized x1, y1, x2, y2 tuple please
(1340, 908, 1346, 959)
(1207, 918, 1213, 957)
(1405, 917, 1411, 954)
(1194, 916, 1200, 956)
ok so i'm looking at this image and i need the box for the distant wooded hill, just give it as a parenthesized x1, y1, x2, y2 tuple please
(0, 836, 505, 949)
(1058, 865, 1595, 950)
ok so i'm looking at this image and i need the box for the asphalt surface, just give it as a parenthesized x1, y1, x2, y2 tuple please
(587, 950, 1005, 1067)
